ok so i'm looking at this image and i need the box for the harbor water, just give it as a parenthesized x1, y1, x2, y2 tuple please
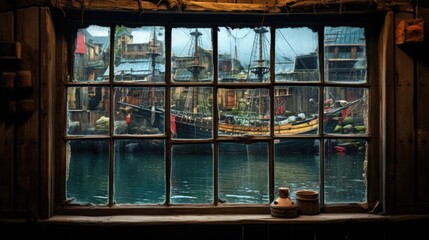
(66, 141, 367, 205)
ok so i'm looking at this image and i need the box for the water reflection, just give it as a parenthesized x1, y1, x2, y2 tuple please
(219, 142, 269, 204)
(66, 144, 366, 205)
(171, 150, 213, 204)
(114, 140, 166, 205)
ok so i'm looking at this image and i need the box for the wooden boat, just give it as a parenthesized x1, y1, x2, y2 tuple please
(115, 27, 364, 153)
(118, 96, 362, 154)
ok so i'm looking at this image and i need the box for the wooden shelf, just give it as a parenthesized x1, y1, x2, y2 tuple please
(0, 42, 21, 59)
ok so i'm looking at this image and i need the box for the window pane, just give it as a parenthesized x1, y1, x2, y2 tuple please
(115, 86, 165, 135)
(66, 140, 109, 205)
(324, 139, 368, 203)
(273, 86, 319, 136)
(171, 86, 213, 139)
(274, 140, 320, 199)
(218, 88, 270, 136)
(73, 25, 110, 82)
(113, 26, 165, 82)
(217, 27, 271, 82)
(172, 28, 213, 82)
(324, 87, 368, 134)
(171, 144, 214, 204)
(67, 86, 110, 135)
(275, 27, 319, 82)
(218, 142, 269, 204)
(324, 26, 367, 83)
(114, 140, 165, 204)
(247, 27, 271, 82)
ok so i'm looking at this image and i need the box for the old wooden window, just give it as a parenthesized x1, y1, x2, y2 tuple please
(61, 13, 377, 214)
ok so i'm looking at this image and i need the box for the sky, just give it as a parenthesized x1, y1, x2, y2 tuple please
(171, 27, 318, 67)
(85, 25, 318, 68)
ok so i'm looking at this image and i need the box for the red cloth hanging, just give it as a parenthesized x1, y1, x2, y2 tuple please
(171, 115, 176, 134)
(341, 108, 350, 121)
(75, 31, 85, 54)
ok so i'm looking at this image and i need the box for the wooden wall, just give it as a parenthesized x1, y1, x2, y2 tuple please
(0, 7, 55, 219)
(390, 6, 429, 213)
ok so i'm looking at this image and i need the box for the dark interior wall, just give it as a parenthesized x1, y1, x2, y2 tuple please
(1, 220, 429, 240)
(392, 6, 429, 213)
(1, 0, 429, 236)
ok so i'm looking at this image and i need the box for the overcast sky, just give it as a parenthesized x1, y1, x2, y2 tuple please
(86, 25, 318, 67)
(171, 27, 318, 67)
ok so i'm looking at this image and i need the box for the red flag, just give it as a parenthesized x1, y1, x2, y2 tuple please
(75, 31, 85, 54)
(277, 105, 284, 115)
(126, 113, 131, 125)
(171, 115, 176, 134)
(341, 108, 350, 121)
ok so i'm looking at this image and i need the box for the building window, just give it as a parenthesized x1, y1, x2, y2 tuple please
(63, 21, 372, 213)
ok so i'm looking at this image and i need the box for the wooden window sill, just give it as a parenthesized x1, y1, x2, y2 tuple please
(36, 213, 429, 226)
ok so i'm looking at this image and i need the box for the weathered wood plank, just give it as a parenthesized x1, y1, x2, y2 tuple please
(40, 213, 429, 226)
(0, 0, 404, 13)
(416, 6, 429, 206)
(180, 1, 270, 11)
(15, 7, 40, 211)
(0, 11, 15, 209)
(39, 7, 55, 219)
(381, 12, 396, 214)
(394, 12, 416, 213)
(4, 0, 382, 13)
(53, 10, 68, 208)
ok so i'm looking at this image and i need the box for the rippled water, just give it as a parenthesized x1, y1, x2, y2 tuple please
(66, 144, 366, 205)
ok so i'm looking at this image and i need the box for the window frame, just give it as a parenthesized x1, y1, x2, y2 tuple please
(55, 11, 381, 216)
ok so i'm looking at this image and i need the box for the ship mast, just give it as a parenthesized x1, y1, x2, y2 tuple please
(148, 27, 161, 124)
(249, 27, 270, 118)
(187, 29, 205, 114)
(148, 27, 160, 105)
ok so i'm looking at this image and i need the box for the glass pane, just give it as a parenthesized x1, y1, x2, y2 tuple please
(171, 144, 213, 204)
(114, 140, 165, 204)
(247, 27, 271, 82)
(218, 27, 271, 82)
(66, 140, 109, 205)
(324, 26, 367, 83)
(218, 88, 270, 136)
(275, 27, 319, 82)
(172, 28, 213, 82)
(324, 87, 368, 134)
(218, 142, 269, 204)
(113, 26, 165, 82)
(171, 86, 213, 139)
(273, 86, 319, 136)
(324, 139, 367, 203)
(274, 140, 320, 199)
(114, 86, 165, 135)
(67, 86, 110, 135)
(73, 25, 110, 82)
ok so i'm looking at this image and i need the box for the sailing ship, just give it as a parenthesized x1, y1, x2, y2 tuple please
(116, 27, 364, 153)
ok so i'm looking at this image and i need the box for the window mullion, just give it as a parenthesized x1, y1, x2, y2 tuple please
(108, 24, 115, 207)
(212, 26, 219, 205)
(318, 25, 326, 206)
(269, 25, 275, 203)
(165, 26, 172, 206)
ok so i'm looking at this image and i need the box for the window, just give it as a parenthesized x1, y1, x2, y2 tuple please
(62, 16, 375, 214)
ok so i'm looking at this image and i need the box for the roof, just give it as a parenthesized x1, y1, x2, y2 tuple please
(324, 27, 365, 45)
(103, 58, 165, 78)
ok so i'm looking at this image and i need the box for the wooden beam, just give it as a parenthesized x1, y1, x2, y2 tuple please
(0, 0, 388, 14)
